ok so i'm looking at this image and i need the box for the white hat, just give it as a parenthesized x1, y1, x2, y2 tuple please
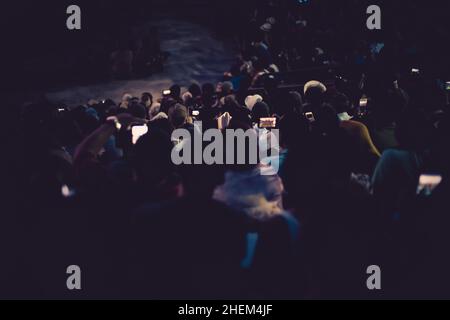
(245, 94, 263, 111)
(304, 80, 327, 95)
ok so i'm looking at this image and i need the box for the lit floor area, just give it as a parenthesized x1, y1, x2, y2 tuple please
(46, 18, 236, 106)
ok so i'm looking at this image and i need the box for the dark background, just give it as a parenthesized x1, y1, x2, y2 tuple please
(1, 0, 449, 90)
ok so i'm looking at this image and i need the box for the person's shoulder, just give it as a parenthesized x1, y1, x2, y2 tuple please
(379, 148, 411, 165)
(381, 148, 408, 158)
(341, 119, 368, 131)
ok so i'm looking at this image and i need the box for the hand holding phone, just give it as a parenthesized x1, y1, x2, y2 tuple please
(359, 98, 368, 108)
(304, 112, 315, 123)
(417, 174, 442, 196)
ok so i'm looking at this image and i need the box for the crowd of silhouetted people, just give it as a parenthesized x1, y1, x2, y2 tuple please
(2, 0, 450, 299)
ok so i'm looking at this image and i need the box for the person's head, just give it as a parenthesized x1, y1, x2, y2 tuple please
(223, 96, 252, 126)
(121, 93, 133, 105)
(133, 129, 177, 190)
(168, 104, 188, 129)
(315, 103, 340, 135)
(251, 101, 270, 124)
(128, 102, 148, 120)
(141, 92, 153, 108)
(160, 97, 177, 114)
(169, 84, 181, 100)
(304, 80, 327, 106)
(221, 81, 234, 96)
(189, 83, 202, 98)
(332, 92, 352, 115)
(202, 83, 217, 108)
(281, 91, 304, 116)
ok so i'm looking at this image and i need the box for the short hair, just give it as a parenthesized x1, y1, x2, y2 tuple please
(221, 81, 234, 95)
(168, 104, 188, 128)
(128, 102, 147, 119)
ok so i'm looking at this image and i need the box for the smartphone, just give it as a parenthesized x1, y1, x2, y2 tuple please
(305, 112, 315, 123)
(417, 174, 443, 196)
(411, 68, 420, 75)
(162, 89, 171, 97)
(131, 124, 149, 145)
(259, 117, 277, 128)
(61, 184, 76, 198)
(191, 110, 200, 117)
(359, 98, 368, 108)
(446, 81, 450, 91)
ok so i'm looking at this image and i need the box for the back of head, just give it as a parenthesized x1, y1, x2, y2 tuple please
(282, 91, 304, 116)
(304, 80, 327, 106)
(168, 104, 188, 129)
(251, 101, 270, 123)
(160, 97, 177, 115)
(202, 83, 217, 108)
(128, 102, 147, 119)
(141, 92, 153, 107)
(170, 84, 181, 99)
(189, 83, 202, 98)
(133, 129, 175, 187)
(315, 103, 340, 135)
(221, 81, 234, 96)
